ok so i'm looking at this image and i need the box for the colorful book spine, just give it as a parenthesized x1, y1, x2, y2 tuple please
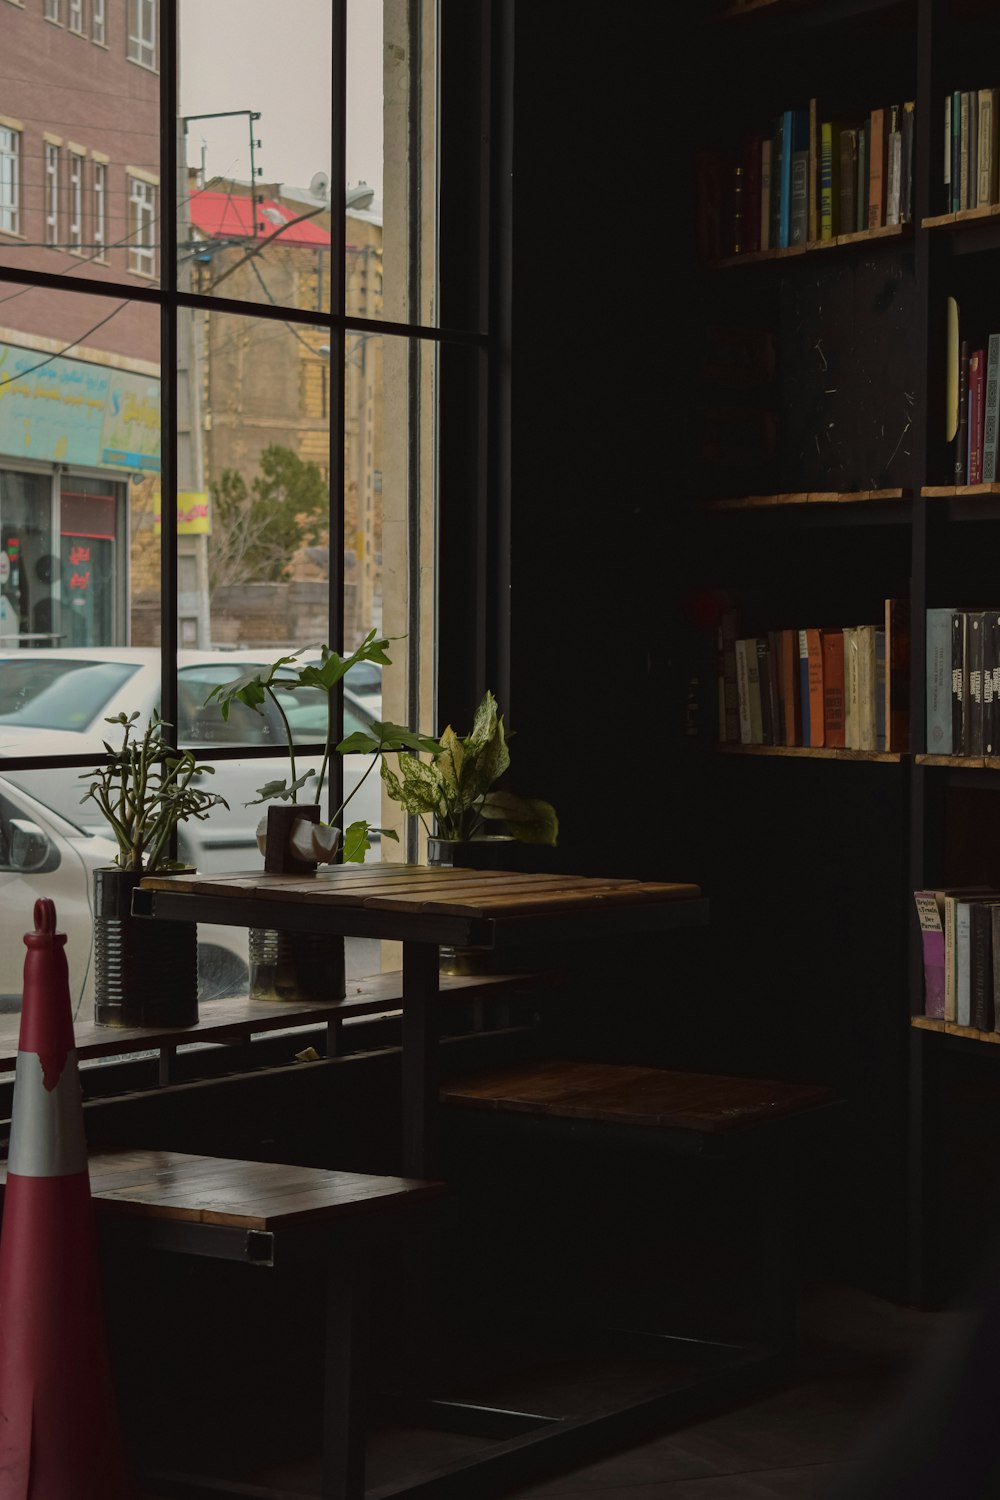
(979, 88, 999, 205)
(956, 899, 973, 1027)
(779, 108, 795, 249)
(985, 612, 1000, 756)
(952, 90, 962, 212)
(900, 101, 915, 223)
(820, 121, 835, 240)
(798, 629, 811, 745)
(779, 629, 799, 744)
(952, 609, 968, 756)
(808, 97, 818, 243)
(944, 94, 952, 214)
(926, 607, 955, 754)
(984, 334, 1000, 482)
(914, 891, 946, 1019)
(968, 611, 986, 756)
(869, 106, 886, 229)
(969, 347, 985, 484)
(760, 139, 772, 252)
(956, 340, 969, 484)
(805, 627, 825, 747)
(857, 121, 869, 231)
(821, 630, 846, 748)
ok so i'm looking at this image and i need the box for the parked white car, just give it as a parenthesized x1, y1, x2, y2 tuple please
(0, 773, 248, 1016)
(0, 647, 385, 874)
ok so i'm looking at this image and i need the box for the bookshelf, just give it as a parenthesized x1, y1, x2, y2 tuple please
(681, 0, 1000, 1306)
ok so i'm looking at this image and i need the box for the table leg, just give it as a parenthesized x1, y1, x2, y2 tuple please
(401, 940, 440, 1179)
(322, 1245, 370, 1500)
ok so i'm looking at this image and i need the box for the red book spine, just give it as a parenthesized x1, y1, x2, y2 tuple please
(969, 347, 986, 484)
(806, 627, 826, 747)
(821, 630, 846, 748)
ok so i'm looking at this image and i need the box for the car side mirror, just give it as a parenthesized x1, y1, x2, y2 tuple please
(9, 819, 58, 875)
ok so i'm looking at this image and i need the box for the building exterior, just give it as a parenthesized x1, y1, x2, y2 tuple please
(0, 0, 160, 648)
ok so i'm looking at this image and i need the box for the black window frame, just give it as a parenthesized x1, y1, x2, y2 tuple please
(0, 0, 513, 862)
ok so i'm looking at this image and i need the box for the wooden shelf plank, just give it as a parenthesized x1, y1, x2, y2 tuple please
(910, 1017, 1000, 1044)
(704, 489, 906, 511)
(915, 754, 988, 768)
(707, 223, 908, 268)
(922, 204, 1000, 229)
(921, 483, 1000, 497)
(716, 744, 904, 762)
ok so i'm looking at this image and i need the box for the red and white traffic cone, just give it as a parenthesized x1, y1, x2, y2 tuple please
(0, 898, 134, 1499)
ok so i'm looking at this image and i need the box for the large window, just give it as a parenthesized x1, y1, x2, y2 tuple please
(0, 126, 19, 235)
(0, 0, 504, 996)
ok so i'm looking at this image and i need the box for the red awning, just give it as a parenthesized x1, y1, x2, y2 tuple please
(188, 191, 330, 247)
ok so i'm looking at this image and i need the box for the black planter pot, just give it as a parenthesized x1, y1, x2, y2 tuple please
(427, 836, 556, 873)
(93, 867, 199, 1028)
(250, 803, 346, 1003)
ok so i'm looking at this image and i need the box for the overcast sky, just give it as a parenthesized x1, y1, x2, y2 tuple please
(179, 0, 383, 198)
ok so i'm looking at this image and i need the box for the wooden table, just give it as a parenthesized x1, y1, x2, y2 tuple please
(135, 865, 707, 1179)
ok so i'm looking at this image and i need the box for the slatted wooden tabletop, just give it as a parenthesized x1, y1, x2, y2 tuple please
(139, 865, 703, 920)
(0, 1149, 444, 1230)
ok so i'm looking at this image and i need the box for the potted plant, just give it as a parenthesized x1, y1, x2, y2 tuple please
(79, 711, 229, 1028)
(380, 689, 558, 868)
(205, 629, 439, 1001)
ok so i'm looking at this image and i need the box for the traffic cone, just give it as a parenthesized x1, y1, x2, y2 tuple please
(0, 898, 134, 1498)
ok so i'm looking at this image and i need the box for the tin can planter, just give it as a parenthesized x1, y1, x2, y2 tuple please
(250, 804, 347, 1003)
(93, 867, 199, 1028)
(426, 837, 519, 975)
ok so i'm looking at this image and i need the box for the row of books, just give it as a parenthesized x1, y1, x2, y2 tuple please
(915, 886, 1000, 1029)
(925, 608, 1000, 757)
(718, 601, 910, 750)
(942, 88, 1000, 214)
(696, 98, 914, 261)
(946, 306, 1000, 485)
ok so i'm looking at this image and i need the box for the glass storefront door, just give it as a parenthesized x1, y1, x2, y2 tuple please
(0, 471, 54, 649)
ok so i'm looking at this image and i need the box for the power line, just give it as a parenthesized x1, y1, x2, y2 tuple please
(0, 298, 129, 390)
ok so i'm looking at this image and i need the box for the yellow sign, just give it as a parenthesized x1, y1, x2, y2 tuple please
(153, 492, 211, 536)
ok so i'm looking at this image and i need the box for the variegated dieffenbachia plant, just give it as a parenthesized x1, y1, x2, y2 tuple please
(380, 690, 558, 846)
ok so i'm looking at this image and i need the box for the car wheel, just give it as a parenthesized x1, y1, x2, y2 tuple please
(197, 943, 249, 1002)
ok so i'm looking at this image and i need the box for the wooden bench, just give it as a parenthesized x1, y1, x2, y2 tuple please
(440, 1059, 836, 1354)
(1, 1149, 445, 1500)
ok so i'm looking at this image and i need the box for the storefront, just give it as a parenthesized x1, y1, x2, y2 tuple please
(0, 342, 160, 648)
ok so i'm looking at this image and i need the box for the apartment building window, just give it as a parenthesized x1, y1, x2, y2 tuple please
(69, 0, 83, 33)
(127, 174, 156, 275)
(68, 152, 84, 251)
(0, 128, 19, 236)
(92, 160, 106, 256)
(43, 0, 61, 20)
(127, 0, 156, 69)
(44, 144, 60, 246)
(92, 0, 105, 44)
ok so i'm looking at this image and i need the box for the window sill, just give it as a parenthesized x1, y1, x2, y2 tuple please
(126, 56, 158, 73)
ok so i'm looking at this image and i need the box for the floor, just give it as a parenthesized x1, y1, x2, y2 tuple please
(142, 1279, 957, 1499)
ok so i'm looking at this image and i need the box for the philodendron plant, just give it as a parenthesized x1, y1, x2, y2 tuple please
(204, 628, 440, 864)
(80, 711, 229, 873)
(381, 689, 558, 846)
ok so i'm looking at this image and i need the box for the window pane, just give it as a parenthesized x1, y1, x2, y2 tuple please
(0, 3, 160, 285)
(178, 0, 332, 315)
(350, 0, 438, 327)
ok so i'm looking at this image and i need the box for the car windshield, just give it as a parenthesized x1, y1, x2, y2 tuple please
(0, 660, 141, 731)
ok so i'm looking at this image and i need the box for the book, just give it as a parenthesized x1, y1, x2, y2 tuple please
(956, 339, 969, 484)
(779, 628, 800, 744)
(779, 108, 795, 249)
(756, 638, 773, 743)
(790, 111, 810, 246)
(985, 612, 1000, 756)
(957, 898, 973, 1026)
(808, 97, 818, 243)
(886, 106, 902, 226)
(760, 139, 772, 252)
(984, 334, 1000, 482)
(968, 91, 979, 211)
(944, 94, 952, 214)
(875, 627, 887, 753)
(992, 906, 1000, 1032)
(979, 88, 1000, 205)
(914, 890, 946, 1018)
(970, 897, 1000, 1030)
(821, 630, 846, 747)
(869, 106, 887, 228)
(960, 91, 971, 210)
(743, 134, 762, 253)
(969, 347, 985, 484)
(945, 888, 989, 1020)
(884, 598, 910, 753)
(952, 90, 962, 212)
(926, 607, 955, 754)
(770, 116, 784, 252)
(735, 638, 752, 744)
(900, 101, 915, 223)
(820, 120, 836, 239)
(946, 297, 960, 444)
(805, 627, 825, 746)
(838, 128, 857, 235)
(857, 120, 869, 231)
(745, 638, 764, 743)
(968, 611, 986, 756)
(843, 627, 858, 749)
(952, 609, 968, 756)
(856, 624, 877, 751)
(798, 629, 811, 745)
(729, 157, 745, 255)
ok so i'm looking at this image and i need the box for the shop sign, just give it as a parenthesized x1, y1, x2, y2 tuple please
(0, 344, 160, 473)
(153, 492, 211, 536)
